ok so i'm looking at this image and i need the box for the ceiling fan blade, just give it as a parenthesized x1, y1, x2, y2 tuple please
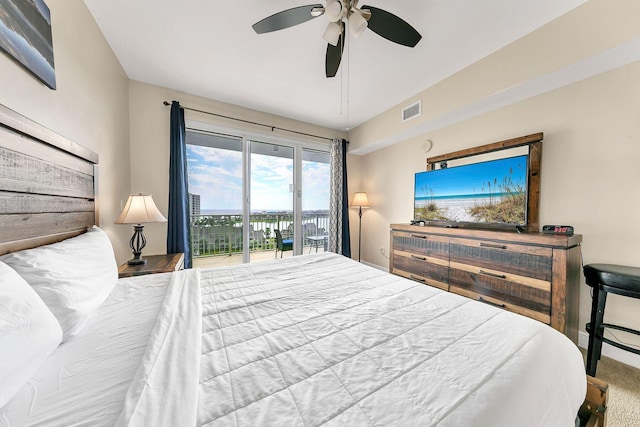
(362, 5, 422, 47)
(325, 34, 344, 78)
(253, 4, 323, 34)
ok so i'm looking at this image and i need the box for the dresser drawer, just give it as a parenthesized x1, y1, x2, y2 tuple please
(392, 231, 449, 261)
(392, 252, 449, 291)
(448, 265, 551, 324)
(449, 237, 553, 282)
(391, 231, 449, 290)
(391, 224, 582, 342)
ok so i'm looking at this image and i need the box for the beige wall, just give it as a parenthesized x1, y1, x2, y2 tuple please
(349, 0, 640, 154)
(3, 0, 636, 360)
(0, 0, 345, 264)
(0, 0, 131, 262)
(349, 0, 640, 353)
(128, 80, 346, 257)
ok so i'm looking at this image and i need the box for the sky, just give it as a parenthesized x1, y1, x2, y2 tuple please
(414, 155, 528, 198)
(186, 144, 330, 212)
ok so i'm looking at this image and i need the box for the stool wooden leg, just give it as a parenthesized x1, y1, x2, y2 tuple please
(587, 288, 607, 376)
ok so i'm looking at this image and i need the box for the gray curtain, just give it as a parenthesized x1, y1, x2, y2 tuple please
(328, 138, 351, 257)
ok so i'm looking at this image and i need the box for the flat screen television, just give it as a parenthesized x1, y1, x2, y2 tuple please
(414, 154, 529, 227)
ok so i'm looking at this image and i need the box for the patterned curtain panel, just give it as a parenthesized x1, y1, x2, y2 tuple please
(328, 138, 351, 257)
(167, 101, 192, 268)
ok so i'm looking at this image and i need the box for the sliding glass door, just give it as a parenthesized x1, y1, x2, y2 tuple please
(185, 127, 329, 267)
(249, 140, 294, 263)
(186, 131, 244, 266)
(302, 149, 330, 254)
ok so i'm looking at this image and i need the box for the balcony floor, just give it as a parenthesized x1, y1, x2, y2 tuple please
(192, 246, 326, 268)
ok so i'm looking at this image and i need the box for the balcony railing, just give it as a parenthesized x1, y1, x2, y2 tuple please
(190, 212, 329, 258)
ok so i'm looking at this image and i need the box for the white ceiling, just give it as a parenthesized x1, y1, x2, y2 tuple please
(84, 0, 586, 132)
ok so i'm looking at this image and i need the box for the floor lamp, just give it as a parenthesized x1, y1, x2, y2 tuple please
(351, 192, 370, 262)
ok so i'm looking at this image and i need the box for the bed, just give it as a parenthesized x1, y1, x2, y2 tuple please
(0, 104, 588, 426)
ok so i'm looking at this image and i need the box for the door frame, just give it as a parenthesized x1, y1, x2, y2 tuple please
(186, 119, 330, 262)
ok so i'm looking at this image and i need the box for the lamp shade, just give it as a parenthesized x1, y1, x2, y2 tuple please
(351, 192, 370, 208)
(115, 194, 167, 225)
(325, 0, 344, 22)
(323, 21, 343, 46)
(348, 10, 368, 38)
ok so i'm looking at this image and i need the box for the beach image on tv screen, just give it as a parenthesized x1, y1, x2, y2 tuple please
(414, 154, 528, 224)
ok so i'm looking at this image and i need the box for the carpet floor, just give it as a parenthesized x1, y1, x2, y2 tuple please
(582, 350, 640, 426)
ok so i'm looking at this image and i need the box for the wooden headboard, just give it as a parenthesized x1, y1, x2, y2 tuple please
(0, 104, 98, 255)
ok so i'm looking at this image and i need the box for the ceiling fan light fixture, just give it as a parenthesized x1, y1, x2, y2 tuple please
(325, 0, 344, 22)
(348, 10, 368, 38)
(252, 2, 422, 78)
(323, 21, 342, 46)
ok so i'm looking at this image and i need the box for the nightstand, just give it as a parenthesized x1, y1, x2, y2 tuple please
(118, 253, 185, 278)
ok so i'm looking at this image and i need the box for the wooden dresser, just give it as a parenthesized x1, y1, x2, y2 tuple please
(390, 224, 582, 343)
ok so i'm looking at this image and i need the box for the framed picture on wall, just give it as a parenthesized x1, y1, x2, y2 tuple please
(0, 0, 56, 89)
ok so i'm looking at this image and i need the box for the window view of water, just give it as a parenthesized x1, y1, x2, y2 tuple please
(186, 130, 330, 261)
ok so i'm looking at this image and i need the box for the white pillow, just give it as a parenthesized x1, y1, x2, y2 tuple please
(0, 226, 118, 342)
(0, 261, 63, 408)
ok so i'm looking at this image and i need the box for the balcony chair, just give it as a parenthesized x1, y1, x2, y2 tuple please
(275, 229, 293, 258)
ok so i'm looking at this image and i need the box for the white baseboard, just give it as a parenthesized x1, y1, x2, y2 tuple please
(362, 260, 387, 272)
(578, 331, 640, 370)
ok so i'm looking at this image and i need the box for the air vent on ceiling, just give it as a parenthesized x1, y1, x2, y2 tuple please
(402, 100, 421, 122)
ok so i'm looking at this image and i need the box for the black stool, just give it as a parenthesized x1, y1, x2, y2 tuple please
(584, 264, 640, 376)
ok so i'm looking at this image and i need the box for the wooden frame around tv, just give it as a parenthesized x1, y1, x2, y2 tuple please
(425, 132, 543, 232)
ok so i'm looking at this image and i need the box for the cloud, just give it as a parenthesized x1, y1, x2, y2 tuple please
(186, 143, 329, 212)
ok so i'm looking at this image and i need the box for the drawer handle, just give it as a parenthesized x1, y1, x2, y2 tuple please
(410, 254, 427, 261)
(411, 234, 427, 239)
(478, 270, 507, 279)
(479, 242, 507, 249)
(409, 275, 426, 282)
(478, 296, 506, 308)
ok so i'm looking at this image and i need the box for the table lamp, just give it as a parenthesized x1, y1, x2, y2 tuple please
(351, 192, 370, 262)
(116, 194, 167, 265)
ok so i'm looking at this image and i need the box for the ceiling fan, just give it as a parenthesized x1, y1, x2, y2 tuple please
(252, 0, 422, 78)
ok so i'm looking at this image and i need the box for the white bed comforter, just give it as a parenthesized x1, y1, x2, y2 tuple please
(115, 269, 202, 427)
(118, 253, 586, 427)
